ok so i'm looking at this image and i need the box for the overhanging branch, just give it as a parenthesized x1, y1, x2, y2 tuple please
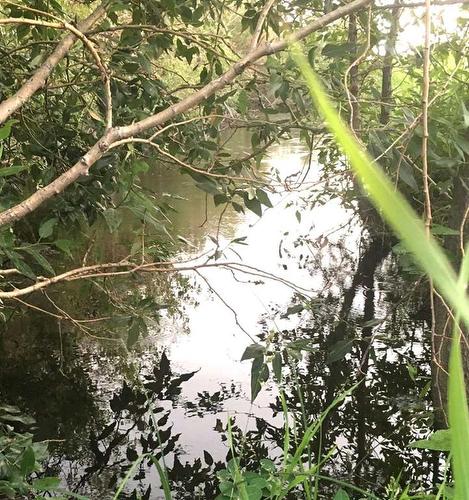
(0, 0, 371, 228)
(0, 1, 108, 125)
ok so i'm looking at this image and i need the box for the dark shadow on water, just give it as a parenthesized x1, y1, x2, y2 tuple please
(0, 235, 443, 499)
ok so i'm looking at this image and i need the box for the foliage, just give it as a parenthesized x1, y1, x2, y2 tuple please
(294, 46, 469, 498)
(0, 1, 468, 499)
(0, 405, 63, 498)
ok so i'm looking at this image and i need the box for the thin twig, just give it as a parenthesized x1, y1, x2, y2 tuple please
(250, 0, 278, 51)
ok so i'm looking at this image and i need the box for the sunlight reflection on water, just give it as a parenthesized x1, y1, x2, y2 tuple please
(147, 135, 360, 461)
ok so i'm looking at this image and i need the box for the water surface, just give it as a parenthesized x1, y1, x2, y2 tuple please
(0, 134, 436, 498)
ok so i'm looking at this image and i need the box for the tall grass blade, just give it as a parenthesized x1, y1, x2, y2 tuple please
(279, 391, 291, 468)
(276, 386, 356, 499)
(292, 45, 469, 499)
(291, 46, 469, 331)
(149, 456, 172, 500)
(112, 454, 147, 500)
(448, 327, 469, 500)
(227, 417, 250, 500)
(448, 249, 469, 500)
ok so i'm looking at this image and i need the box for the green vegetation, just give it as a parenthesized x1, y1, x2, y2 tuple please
(0, 0, 468, 498)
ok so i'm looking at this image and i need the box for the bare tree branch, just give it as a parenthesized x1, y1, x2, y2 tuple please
(109, 136, 270, 185)
(373, 0, 468, 8)
(0, 259, 313, 299)
(0, 1, 108, 125)
(0, 0, 371, 228)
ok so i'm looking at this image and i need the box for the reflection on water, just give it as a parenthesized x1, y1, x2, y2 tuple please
(0, 133, 436, 498)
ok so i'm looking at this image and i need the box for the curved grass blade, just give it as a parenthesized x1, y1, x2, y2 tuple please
(448, 249, 469, 500)
(149, 456, 172, 500)
(112, 454, 147, 500)
(292, 45, 469, 500)
(291, 45, 469, 331)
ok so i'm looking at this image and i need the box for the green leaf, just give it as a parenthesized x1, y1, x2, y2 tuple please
(219, 480, 235, 494)
(232, 202, 245, 213)
(409, 429, 451, 451)
(251, 357, 267, 401)
(431, 224, 459, 236)
(238, 90, 248, 115)
(195, 180, 220, 196)
(54, 239, 73, 258)
(203, 450, 214, 466)
(322, 43, 360, 58)
(102, 208, 123, 234)
(286, 339, 316, 352)
(255, 188, 273, 208)
(333, 488, 350, 500)
(126, 317, 147, 349)
(0, 164, 29, 177)
(0, 120, 18, 140)
(260, 458, 276, 472)
(241, 343, 265, 361)
(398, 161, 418, 191)
(361, 318, 384, 328)
(214, 194, 229, 206)
(20, 446, 36, 475)
(199, 140, 218, 151)
(39, 218, 58, 239)
(22, 247, 55, 276)
(455, 136, 469, 156)
(272, 352, 282, 382)
(88, 107, 104, 123)
(326, 339, 354, 364)
(243, 194, 262, 217)
(281, 304, 304, 318)
(245, 484, 263, 500)
(32, 477, 61, 491)
(0, 404, 21, 414)
(406, 362, 417, 381)
(230, 236, 248, 245)
(126, 326, 139, 349)
(132, 159, 150, 174)
(0, 481, 16, 497)
(462, 102, 469, 128)
(8, 254, 36, 280)
(0, 412, 35, 425)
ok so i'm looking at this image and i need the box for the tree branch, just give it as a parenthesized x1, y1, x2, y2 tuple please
(0, 259, 312, 299)
(250, 0, 278, 51)
(0, 1, 108, 125)
(0, 0, 371, 228)
(373, 0, 468, 8)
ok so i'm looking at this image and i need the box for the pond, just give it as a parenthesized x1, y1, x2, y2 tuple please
(0, 133, 438, 499)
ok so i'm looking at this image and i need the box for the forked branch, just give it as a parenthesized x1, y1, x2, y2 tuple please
(0, 1, 108, 125)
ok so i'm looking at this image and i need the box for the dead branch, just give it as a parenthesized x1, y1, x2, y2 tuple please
(0, 257, 314, 299)
(109, 136, 269, 185)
